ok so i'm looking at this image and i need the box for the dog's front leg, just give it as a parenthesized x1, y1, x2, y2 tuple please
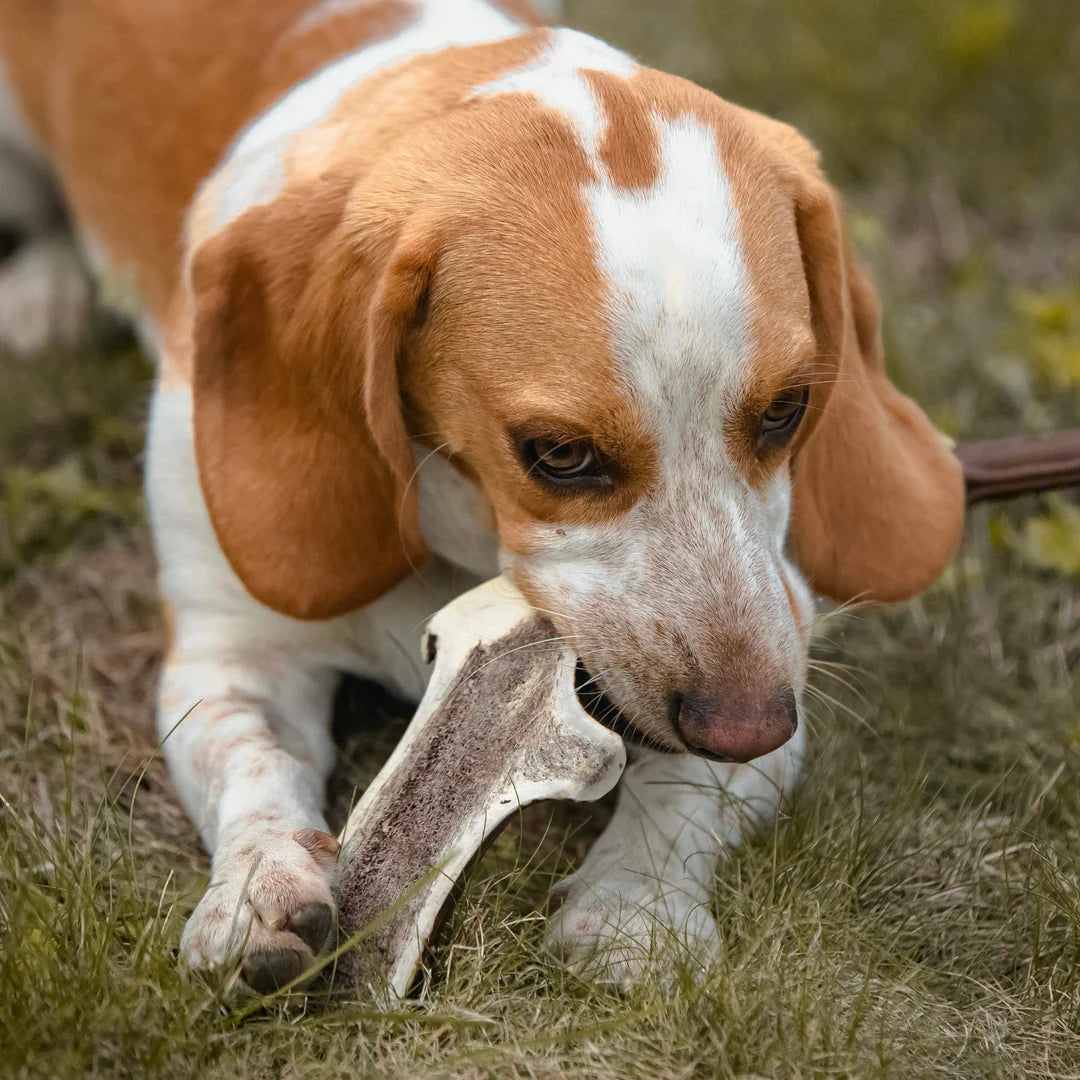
(160, 633, 343, 993)
(546, 726, 805, 987)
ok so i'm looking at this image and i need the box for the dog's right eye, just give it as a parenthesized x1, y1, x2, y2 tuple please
(517, 436, 615, 488)
(530, 438, 596, 477)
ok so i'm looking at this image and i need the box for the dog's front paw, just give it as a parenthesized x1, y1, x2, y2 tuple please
(180, 824, 340, 993)
(545, 868, 720, 989)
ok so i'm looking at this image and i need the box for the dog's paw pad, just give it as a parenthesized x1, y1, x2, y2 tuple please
(241, 947, 310, 994)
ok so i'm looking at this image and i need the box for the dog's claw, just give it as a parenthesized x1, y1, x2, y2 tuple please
(286, 901, 333, 954)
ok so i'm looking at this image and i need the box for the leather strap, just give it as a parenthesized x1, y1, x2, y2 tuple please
(955, 430, 1080, 505)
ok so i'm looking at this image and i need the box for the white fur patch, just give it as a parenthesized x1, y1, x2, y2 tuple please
(291, 0, 400, 36)
(473, 28, 635, 158)
(415, 445, 501, 578)
(212, 146, 287, 230)
(233, 0, 524, 160)
(476, 39, 789, 642)
(590, 116, 750, 468)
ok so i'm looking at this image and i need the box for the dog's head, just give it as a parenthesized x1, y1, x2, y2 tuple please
(186, 30, 964, 761)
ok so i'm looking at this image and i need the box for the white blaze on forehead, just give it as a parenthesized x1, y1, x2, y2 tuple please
(590, 115, 752, 471)
(505, 110, 800, 660)
(577, 118, 774, 597)
(473, 28, 636, 159)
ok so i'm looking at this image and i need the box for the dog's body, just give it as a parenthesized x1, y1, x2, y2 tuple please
(0, 0, 965, 989)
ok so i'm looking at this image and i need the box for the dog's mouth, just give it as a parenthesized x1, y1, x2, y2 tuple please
(573, 660, 678, 752)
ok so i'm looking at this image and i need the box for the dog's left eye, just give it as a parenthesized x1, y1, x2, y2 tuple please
(758, 387, 809, 449)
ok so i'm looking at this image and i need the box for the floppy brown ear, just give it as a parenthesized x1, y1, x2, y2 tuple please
(189, 177, 430, 620)
(788, 175, 965, 604)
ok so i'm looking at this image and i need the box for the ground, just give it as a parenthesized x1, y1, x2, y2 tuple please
(2, 1, 1080, 1076)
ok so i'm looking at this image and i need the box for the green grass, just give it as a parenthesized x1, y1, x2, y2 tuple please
(2, 0, 1080, 1075)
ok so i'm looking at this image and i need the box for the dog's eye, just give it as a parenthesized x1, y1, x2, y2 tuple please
(758, 387, 809, 449)
(529, 438, 598, 478)
(521, 437, 608, 483)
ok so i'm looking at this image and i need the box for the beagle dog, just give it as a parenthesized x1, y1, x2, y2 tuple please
(0, 0, 965, 990)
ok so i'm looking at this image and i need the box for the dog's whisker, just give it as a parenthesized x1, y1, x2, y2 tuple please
(805, 664, 866, 701)
(801, 682, 871, 729)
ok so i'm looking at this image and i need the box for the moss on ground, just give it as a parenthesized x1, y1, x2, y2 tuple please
(2, 1, 1079, 1076)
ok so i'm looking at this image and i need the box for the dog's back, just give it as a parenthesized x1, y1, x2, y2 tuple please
(0, 0, 542, 316)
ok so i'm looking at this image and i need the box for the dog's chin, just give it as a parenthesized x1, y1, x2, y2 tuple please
(573, 661, 683, 753)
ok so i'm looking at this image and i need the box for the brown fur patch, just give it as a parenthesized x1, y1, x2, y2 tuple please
(189, 169, 432, 618)
(778, 564, 803, 630)
(262, 0, 415, 98)
(584, 70, 661, 191)
(294, 827, 341, 866)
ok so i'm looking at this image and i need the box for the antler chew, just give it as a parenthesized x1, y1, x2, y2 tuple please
(956, 430, 1080, 503)
(334, 576, 626, 1000)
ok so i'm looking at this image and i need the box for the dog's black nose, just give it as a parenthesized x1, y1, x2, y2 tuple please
(675, 684, 798, 762)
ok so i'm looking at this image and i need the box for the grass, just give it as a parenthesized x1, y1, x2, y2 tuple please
(2, 0, 1080, 1075)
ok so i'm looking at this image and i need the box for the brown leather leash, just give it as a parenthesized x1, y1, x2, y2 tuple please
(955, 429, 1080, 505)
